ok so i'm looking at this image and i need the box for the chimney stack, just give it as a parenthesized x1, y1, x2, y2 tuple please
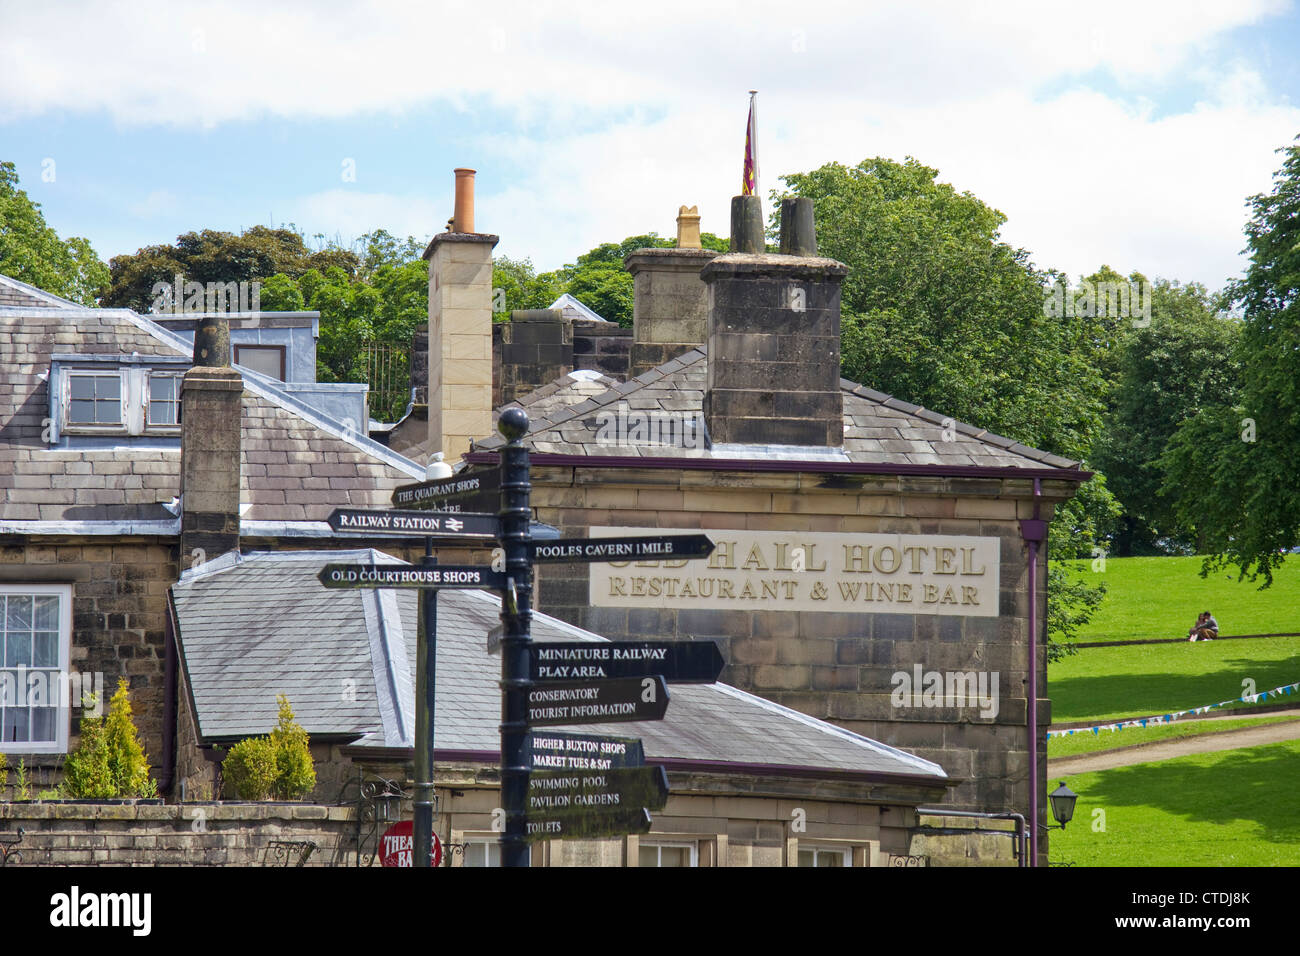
(425, 168, 498, 463)
(624, 205, 717, 377)
(179, 314, 242, 569)
(702, 197, 846, 447)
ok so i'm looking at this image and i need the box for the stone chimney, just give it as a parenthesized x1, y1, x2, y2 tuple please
(495, 308, 573, 406)
(624, 206, 717, 377)
(702, 197, 847, 446)
(424, 168, 499, 463)
(179, 314, 243, 568)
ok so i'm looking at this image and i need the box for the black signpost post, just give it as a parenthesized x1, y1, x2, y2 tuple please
(318, 406, 725, 868)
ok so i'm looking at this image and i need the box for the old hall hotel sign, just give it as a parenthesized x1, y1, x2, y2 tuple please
(589, 529, 1000, 617)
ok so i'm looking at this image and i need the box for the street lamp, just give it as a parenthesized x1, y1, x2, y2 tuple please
(1048, 781, 1078, 830)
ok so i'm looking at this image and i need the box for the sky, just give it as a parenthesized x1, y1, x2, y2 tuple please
(3, 0, 1299, 291)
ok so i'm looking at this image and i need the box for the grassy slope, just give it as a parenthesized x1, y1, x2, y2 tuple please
(1049, 635, 1300, 724)
(1048, 739, 1300, 866)
(1060, 555, 1300, 643)
(1047, 713, 1300, 759)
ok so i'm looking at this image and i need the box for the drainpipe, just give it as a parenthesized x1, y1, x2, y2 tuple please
(1019, 478, 1046, 867)
(159, 593, 179, 796)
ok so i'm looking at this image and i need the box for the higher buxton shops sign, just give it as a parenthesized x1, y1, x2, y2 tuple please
(588, 529, 1001, 617)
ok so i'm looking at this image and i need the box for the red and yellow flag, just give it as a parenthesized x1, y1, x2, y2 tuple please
(742, 91, 758, 196)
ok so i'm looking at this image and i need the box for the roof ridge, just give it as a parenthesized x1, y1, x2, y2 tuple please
(0, 273, 82, 308)
(105, 308, 425, 479)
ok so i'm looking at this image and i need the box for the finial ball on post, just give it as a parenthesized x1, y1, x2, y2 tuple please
(498, 406, 530, 441)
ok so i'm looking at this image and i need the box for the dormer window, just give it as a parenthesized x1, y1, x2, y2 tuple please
(48, 354, 189, 443)
(67, 371, 123, 426)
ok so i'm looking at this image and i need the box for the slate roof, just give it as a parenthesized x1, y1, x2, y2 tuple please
(171, 550, 949, 783)
(0, 284, 423, 527)
(472, 347, 1082, 470)
(494, 368, 622, 428)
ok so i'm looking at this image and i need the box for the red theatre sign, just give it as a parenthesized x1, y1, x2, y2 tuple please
(380, 820, 442, 868)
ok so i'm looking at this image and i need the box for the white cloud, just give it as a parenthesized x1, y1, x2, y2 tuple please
(3, 0, 1296, 286)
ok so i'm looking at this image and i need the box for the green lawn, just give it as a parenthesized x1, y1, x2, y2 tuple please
(1048, 739, 1300, 866)
(1059, 555, 1300, 642)
(1047, 713, 1300, 759)
(1048, 634, 1300, 724)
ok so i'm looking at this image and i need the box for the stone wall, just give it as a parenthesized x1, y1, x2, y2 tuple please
(0, 535, 176, 771)
(527, 465, 1064, 834)
(0, 802, 355, 866)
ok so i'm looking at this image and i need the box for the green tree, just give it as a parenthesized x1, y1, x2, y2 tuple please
(104, 225, 359, 311)
(1163, 140, 1300, 584)
(63, 678, 155, 798)
(0, 160, 109, 305)
(1093, 281, 1240, 555)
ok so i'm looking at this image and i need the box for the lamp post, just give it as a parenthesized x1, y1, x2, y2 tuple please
(1048, 781, 1078, 830)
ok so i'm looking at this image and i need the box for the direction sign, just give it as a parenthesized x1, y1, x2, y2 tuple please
(318, 564, 507, 590)
(524, 732, 645, 771)
(530, 641, 724, 684)
(392, 470, 501, 512)
(325, 508, 499, 539)
(524, 807, 652, 843)
(530, 534, 714, 564)
(526, 676, 669, 727)
(528, 766, 670, 815)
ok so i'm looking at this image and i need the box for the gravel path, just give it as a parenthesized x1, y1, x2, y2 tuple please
(1049, 713, 1300, 775)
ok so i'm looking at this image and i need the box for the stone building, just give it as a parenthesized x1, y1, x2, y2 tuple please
(0, 272, 424, 789)
(169, 549, 950, 866)
(414, 177, 1090, 856)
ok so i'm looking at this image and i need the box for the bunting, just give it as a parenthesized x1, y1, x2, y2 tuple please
(1047, 680, 1299, 738)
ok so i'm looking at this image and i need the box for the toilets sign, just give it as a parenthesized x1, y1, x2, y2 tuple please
(589, 529, 1000, 617)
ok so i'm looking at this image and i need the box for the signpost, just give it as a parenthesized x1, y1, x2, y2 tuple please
(325, 507, 499, 539)
(318, 563, 507, 591)
(525, 676, 670, 727)
(524, 732, 645, 771)
(392, 470, 501, 513)
(529, 641, 724, 684)
(317, 406, 722, 867)
(531, 534, 714, 563)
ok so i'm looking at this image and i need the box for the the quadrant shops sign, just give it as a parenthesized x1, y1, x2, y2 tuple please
(588, 529, 1001, 617)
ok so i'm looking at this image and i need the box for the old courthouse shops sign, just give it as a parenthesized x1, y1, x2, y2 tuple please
(589, 529, 1001, 618)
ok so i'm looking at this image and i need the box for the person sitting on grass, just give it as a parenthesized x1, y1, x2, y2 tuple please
(1188, 611, 1220, 642)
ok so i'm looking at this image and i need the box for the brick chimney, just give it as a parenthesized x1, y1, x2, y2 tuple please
(424, 168, 499, 463)
(702, 197, 847, 446)
(179, 314, 243, 568)
(624, 206, 717, 377)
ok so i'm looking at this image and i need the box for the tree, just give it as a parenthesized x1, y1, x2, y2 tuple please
(1093, 280, 1240, 555)
(1163, 140, 1300, 584)
(103, 225, 359, 311)
(0, 160, 109, 305)
(778, 156, 1120, 653)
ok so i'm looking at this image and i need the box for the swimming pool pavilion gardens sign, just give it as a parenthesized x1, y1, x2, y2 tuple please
(589, 529, 1000, 617)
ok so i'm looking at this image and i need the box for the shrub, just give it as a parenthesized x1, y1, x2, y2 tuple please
(63, 680, 156, 799)
(222, 736, 278, 800)
(270, 695, 316, 800)
(0, 752, 8, 795)
(222, 695, 316, 801)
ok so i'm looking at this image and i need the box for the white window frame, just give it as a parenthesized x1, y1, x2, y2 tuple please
(460, 837, 503, 868)
(797, 844, 853, 868)
(639, 840, 699, 868)
(62, 369, 127, 432)
(0, 583, 73, 754)
(145, 370, 184, 432)
(51, 362, 187, 441)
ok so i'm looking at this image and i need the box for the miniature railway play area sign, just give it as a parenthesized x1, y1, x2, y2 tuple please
(320, 407, 721, 866)
(529, 641, 724, 683)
